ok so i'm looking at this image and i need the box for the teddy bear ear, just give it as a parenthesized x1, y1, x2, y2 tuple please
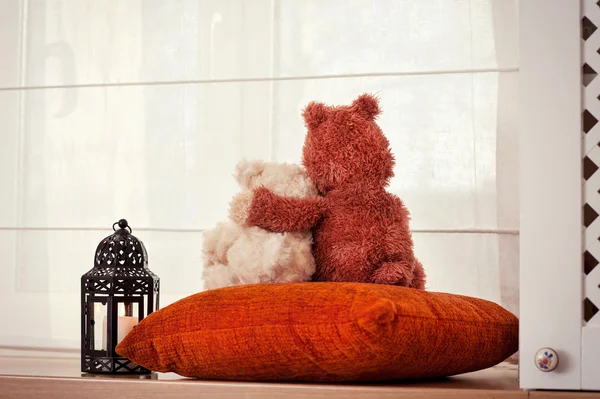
(233, 159, 265, 188)
(351, 93, 381, 121)
(302, 101, 329, 130)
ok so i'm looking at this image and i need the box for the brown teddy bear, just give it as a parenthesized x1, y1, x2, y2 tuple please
(231, 94, 426, 289)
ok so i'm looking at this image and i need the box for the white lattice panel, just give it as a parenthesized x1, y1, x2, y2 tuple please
(583, 0, 600, 325)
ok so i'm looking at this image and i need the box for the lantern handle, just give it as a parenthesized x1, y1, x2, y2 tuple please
(113, 219, 132, 233)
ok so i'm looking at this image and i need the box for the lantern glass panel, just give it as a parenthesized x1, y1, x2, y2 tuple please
(106, 298, 143, 351)
(92, 300, 107, 352)
(83, 294, 110, 355)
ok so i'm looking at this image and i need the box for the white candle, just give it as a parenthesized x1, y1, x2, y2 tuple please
(102, 316, 138, 351)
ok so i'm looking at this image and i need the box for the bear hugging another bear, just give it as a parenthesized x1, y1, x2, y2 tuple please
(232, 94, 426, 290)
(203, 160, 318, 289)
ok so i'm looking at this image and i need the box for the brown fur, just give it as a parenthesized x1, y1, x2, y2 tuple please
(243, 94, 426, 289)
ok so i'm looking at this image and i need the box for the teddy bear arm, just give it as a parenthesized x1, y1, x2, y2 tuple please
(246, 187, 325, 233)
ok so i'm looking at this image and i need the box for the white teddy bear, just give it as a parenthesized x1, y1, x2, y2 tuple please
(201, 159, 318, 290)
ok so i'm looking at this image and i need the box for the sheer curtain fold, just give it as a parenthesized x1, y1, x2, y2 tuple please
(0, 0, 519, 350)
(492, 0, 520, 318)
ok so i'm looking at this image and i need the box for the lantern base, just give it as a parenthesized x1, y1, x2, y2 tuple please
(82, 355, 151, 374)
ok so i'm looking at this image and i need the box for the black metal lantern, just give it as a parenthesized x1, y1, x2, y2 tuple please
(81, 219, 160, 373)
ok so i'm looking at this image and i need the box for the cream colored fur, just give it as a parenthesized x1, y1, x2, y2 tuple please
(202, 160, 318, 290)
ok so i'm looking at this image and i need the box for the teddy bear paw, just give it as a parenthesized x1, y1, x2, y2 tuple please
(229, 191, 253, 225)
(372, 261, 413, 287)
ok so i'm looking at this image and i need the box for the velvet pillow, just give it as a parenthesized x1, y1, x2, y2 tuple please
(116, 282, 518, 382)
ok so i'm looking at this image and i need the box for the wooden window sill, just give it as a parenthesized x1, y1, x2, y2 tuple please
(0, 351, 595, 399)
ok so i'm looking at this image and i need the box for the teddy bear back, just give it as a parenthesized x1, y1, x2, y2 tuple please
(300, 94, 396, 194)
(234, 159, 318, 198)
(257, 162, 318, 198)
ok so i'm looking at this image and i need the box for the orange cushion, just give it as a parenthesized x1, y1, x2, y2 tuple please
(116, 283, 518, 381)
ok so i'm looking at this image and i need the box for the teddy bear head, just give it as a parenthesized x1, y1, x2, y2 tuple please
(300, 93, 395, 194)
(233, 159, 318, 198)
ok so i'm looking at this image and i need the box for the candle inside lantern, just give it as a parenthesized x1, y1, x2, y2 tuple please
(102, 303, 138, 351)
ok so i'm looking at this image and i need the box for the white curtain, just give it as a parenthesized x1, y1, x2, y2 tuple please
(0, 0, 519, 350)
